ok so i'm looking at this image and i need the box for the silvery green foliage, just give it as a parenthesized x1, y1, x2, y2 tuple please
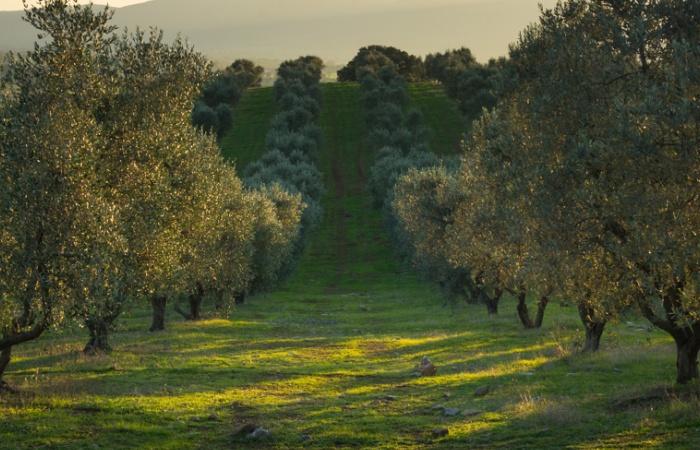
(352, 50, 474, 303)
(433, 0, 700, 379)
(241, 56, 326, 295)
(0, 0, 255, 366)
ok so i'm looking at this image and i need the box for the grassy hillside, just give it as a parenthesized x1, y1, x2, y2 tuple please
(219, 87, 277, 172)
(1, 83, 698, 449)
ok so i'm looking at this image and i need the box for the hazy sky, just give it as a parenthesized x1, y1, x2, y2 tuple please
(0, 0, 149, 10)
(0, 0, 561, 62)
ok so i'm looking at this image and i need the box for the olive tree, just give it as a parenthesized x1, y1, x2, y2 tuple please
(0, 0, 127, 385)
(0, 0, 252, 375)
(451, 0, 700, 377)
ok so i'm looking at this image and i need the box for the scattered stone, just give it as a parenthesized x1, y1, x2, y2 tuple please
(431, 405, 446, 411)
(374, 394, 398, 401)
(300, 434, 311, 442)
(432, 428, 449, 438)
(246, 428, 271, 441)
(566, 373, 577, 377)
(417, 356, 437, 376)
(443, 408, 460, 416)
(189, 416, 201, 422)
(521, 371, 535, 376)
(208, 413, 220, 421)
(359, 305, 370, 311)
(443, 392, 451, 398)
(462, 409, 483, 417)
(411, 372, 422, 377)
(474, 385, 490, 397)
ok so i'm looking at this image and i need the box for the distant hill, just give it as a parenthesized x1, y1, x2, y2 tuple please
(0, 0, 557, 65)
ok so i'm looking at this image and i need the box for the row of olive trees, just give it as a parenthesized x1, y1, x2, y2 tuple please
(0, 0, 303, 391)
(338, 45, 500, 124)
(235, 56, 327, 302)
(355, 62, 477, 303)
(394, 0, 700, 384)
(424, 48, 503, 122)
(192, 59, 265, 139)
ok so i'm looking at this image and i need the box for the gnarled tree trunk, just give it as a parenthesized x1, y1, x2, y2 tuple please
(518, 294, 549, 329)
(174, 283, 205, 321)
(480, 286, 502, 315)
(636, 284, 700, 384)
(84, 317, 114, 354)
(534, 296, 549, 328)
(0, 346, 14, 393)
(578, 303, 606, 353)
(674, 333, 700, 384)
(149, 295, 168, 332)
(83, 303, 123, 354)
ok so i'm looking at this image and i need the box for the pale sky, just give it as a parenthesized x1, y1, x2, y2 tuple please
(0, 0, 150, 10)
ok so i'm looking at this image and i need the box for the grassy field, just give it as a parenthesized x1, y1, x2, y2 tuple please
(1, 83, 699, 449)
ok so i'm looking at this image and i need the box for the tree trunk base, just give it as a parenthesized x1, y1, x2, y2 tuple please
(83, 317, 115, 354)
(149, 296, 168, 332)
(579, 303, 605, 353)
(675, 335, 700, 384)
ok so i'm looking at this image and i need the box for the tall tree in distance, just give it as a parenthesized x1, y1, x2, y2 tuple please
(225, 58, 265, 89)
(337, 45, 425, 82)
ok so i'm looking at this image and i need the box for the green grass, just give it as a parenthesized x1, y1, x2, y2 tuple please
(219, 87, 277, 172)
(2, 83, 700, 449)
(407, 82, 470, 156)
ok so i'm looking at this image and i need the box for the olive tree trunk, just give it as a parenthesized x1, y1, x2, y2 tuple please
(517, 293, 549, 329)
(479, 286, 502, 315)
(674, 333, 700, 384)
(149, 295, 168, 332)
(174, 283, 205, 321)
(0, 346, 14, 393)
(84, 317, 114, 354)
(636, 285, 700, 384)
(83, 304, 123, 354)
(578, 303, 606, 353)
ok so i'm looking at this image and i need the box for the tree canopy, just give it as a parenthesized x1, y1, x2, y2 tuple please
(393, 0, 700, 382)
(0, 0, 282, 384)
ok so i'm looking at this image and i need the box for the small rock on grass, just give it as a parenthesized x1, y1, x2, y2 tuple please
(208, 413, 220, 421)
(432, 428, 449, 438)
(443, 408, 460, 416)
(462, 409, 483, 417)
(474, 385, 490, 397)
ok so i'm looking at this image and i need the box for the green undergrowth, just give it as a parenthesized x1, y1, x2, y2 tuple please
(219, 86, 277, 171)
(2, 83, 699, 449)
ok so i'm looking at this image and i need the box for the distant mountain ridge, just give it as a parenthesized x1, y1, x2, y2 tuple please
(0, 0, 557, 64)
